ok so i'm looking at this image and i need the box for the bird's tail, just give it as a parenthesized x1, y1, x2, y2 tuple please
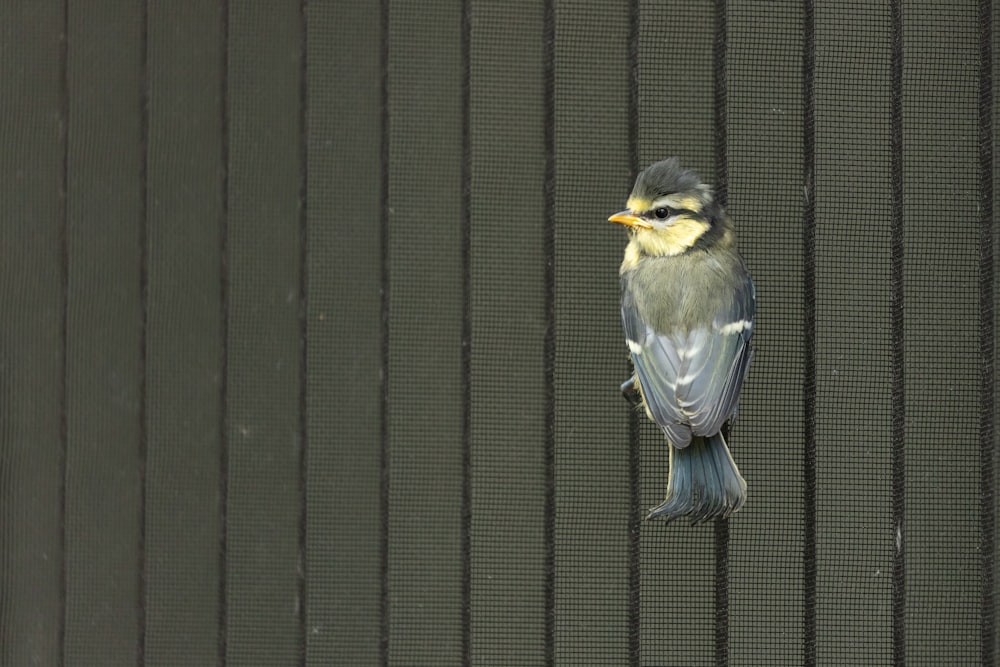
(647, 432, 746, 524)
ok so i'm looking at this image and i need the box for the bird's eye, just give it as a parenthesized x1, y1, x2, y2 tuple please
(654, 207, 670, 219)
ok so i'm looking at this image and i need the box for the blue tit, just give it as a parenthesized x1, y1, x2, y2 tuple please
(610, 157, 755, 524)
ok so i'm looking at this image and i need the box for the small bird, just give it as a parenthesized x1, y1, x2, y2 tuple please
(610, 158, 755, 524)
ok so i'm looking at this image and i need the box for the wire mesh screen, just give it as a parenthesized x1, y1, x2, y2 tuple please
(0, 1, 996, 666)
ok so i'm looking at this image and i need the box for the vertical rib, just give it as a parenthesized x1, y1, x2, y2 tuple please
(712, 1, 730, 664)
(137, 1, 150, 663)
(801, 0, 817, 663)
(58, 1, 70, 663)
(378, 0, 391, 663)
(889, 0, 906, 664)
(713, 0, 728, 207)
(713, 514, 730, 667)
(459, 0, 473, 663)
(978, 0, 996, 663)
(626, 1, 641, 666)
(296, 2, 310, 663)
(218, 1, 231, 662)
(542, 0, 556, 663)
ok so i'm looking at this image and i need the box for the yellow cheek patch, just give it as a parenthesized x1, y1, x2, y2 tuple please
(634, 216, 710, 257)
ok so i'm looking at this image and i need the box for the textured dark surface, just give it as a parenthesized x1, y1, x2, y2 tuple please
(303, 2, 385, 665)
(144, 2, 226, 663)
(386, 1, 465, 664)
(469, 1, 549, 663)
(0, 1, 995, 665)
(225, 3, 305, 665)
(63, 3, 145, 664)
(728, 1, 808, 664)
(0, 3, 65, 665)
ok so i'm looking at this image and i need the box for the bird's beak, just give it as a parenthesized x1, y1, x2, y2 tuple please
(608, 211, 653, 229)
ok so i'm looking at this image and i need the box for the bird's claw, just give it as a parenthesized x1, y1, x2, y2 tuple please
(621, 376, 641, 406)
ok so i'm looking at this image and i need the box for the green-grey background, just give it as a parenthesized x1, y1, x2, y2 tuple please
(0, 1, 996, 665)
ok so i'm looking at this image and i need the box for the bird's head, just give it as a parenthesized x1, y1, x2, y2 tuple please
(609, 157, 732, 260)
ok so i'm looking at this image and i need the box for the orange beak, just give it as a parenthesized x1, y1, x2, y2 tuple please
(608, 211, 653, 229)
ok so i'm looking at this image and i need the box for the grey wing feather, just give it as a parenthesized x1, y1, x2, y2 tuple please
(679, 274, 755, 435)
(622, 273, 755, 446)
(681, 327, 752, 435)
(621, 286, 692, 445)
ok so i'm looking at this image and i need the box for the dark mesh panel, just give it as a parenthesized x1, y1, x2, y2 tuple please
(63, 3, 145, 663)
(0, 1, 994, 665)
(814, 3, 895, 663)
(904, 3, 982, 664)
(553, 2, 631, 664)
(469, 1, 548, 662)
(0, 3, 64, 665)
(144, 2, 226, 664)
(303, 2, 384, 665)
(727, 1, 807, 663)
(225, 3, 305, 664)
(386, 2, 465, 664)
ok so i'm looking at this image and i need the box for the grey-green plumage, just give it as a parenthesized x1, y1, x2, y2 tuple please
(623, 245, 751, 334)
(613, 158, 755, 524)
(622, 250, 754, 443)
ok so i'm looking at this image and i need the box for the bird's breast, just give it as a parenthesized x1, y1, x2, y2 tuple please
(622, 249, 747, 334)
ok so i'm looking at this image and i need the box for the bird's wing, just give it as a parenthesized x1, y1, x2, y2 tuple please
(622, 274, 754, 446)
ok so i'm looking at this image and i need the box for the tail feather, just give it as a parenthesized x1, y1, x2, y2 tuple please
(647, 432, 746, 524)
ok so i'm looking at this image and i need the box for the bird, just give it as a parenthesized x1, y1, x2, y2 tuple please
(609, 157, 755, 524)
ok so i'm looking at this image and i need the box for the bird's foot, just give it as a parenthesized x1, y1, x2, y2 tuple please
(621, 376, 641, 406)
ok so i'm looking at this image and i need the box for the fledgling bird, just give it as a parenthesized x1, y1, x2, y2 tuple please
(610, 158, 755, 524)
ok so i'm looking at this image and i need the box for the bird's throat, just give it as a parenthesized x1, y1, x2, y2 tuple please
(620, 217, 711, 271)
